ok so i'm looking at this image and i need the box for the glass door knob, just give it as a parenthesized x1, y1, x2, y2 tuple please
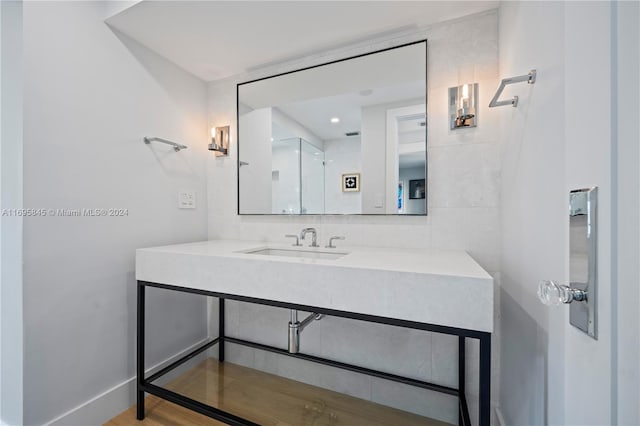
(538, 280, 588, 306)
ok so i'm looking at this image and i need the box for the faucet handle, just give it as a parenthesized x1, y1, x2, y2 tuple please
(285, 234, 302, 247)
(326, 236, 345, 249)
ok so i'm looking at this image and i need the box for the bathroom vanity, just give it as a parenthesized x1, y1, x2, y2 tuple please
(135, 240, 493, 425)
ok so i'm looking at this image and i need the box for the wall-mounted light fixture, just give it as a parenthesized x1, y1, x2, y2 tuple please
(209, 126, 229, 156)
(449, 83, 478, 130)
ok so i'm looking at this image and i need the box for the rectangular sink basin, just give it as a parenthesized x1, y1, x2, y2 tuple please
(246, 248, 347, 260)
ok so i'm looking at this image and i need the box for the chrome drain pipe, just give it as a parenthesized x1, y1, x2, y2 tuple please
(288, 310, 324, 353)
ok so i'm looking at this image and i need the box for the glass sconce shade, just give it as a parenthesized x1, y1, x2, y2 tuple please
(448, 83, 478, 130)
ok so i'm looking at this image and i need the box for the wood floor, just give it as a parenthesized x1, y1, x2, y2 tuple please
(106, 358, 451, 426)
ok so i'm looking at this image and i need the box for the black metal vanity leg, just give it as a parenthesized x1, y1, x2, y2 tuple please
(479, 332, 492, 426)
(459, 336, 468, 426)
(219, 298, 225, 362)
(136, 282, 145, 420)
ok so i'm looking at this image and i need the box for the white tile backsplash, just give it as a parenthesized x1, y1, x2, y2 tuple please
(430, 333, 457, 384)
(430, 207, 501, 273)
(370, 377, 459, 424)
(318, 318, 433, 381)
(428, 143, 501, 208)
(253, 349, 280, 376)
(207, 9, 501, 422)
(317, 364, 372, 401)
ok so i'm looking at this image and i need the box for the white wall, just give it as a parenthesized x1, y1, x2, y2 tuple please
(0, 2, 3, 417)
(208, 10, 500, 425)
(498, 3, 566, 424)
(1, 43, 3, 418)
(22, 3, 209, 424)
(324, 137, 361, 214)
(103, 1, 140, 20)
(271, 108, 323, 150)
(238, 108, 272, 214)
(400, 166, 426, 215)
(499, 2, 617, 425)
(360, 99, 424, 214)
(361, 101, 391, 214)
(615, 2, 640, 424)
(1, 2, 24, 424)
(564, 3, 613, 424)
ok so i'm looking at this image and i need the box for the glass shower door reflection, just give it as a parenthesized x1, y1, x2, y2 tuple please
(271, 138, 301, 214)
(300, 139, 325, 214)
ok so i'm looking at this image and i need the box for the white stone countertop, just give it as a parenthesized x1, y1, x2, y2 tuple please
(136, 240, 494, 333)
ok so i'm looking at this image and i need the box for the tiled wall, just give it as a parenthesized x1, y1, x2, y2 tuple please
(207, 10, 500, 425)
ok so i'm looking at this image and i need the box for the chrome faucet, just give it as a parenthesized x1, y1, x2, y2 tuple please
(285, 234, 302, 246)
(326, 236, 345, 249)
(300, 227, 319, 247)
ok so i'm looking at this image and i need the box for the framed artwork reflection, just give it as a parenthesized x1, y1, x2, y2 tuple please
(409, 179, 426, 199)
(342, 173, 360, 192)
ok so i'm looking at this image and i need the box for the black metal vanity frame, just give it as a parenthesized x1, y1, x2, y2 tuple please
(136, 280, 491, 426)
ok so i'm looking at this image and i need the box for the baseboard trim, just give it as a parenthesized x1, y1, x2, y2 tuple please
(495, 406, 506, 426)
(44, 338, 210, 426)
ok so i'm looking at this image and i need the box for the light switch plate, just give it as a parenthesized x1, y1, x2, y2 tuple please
(374, 194, 384, 208)
(178, 190, 196, 209)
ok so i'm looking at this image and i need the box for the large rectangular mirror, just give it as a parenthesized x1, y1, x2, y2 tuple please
(237, 40, 427, 215)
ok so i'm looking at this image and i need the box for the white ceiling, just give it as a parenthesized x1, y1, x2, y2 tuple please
(275, 81, 424, 140)
(106, 1, 499, 82)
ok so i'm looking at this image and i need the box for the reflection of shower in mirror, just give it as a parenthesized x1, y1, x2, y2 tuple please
(237, 40, 426, 215)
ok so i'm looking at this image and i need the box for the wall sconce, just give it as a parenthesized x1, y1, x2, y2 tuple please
(209, 126, 229, 156)
(449, 83, 478, 130)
